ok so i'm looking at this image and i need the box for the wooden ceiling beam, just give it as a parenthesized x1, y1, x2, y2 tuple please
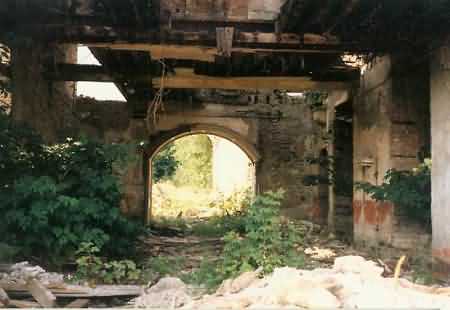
(45, 64, 353, 91)
(153, 69, 349, 91)
(45, 64, 115, 82)
(87, 44, 347, 63)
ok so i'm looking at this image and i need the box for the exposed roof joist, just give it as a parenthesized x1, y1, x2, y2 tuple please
(48, 64, 350, 91)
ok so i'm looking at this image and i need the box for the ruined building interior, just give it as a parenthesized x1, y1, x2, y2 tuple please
(1, 0, 450, 281)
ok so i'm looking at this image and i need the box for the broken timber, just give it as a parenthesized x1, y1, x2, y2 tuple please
(2, 283, 142, 299)
(64, 299, 90, 308)
(87, 32, 348, 63)
(153, 70, 350, 91)
(47, 65, 350, 91)
(8, 299, 41, 308)
(0, 288, 9, 306)
(26, 278, 56, 308)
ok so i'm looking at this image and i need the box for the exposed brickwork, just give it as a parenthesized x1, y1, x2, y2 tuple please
(69, 91, 325, 222)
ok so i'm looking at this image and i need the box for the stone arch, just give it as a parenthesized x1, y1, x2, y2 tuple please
(144, 124, 260, 222)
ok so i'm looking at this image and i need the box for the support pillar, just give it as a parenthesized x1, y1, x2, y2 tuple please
(430, 43, 450, 277)
(10, 42, 76, 141)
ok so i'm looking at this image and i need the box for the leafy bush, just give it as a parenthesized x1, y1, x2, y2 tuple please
(186, 191, 303, 290)
(356, 159, 431, 228)
(0, 111, 142, 263)
(220, 190, 302, 276)
(152, 144, 179, 183)
(75, 242, 141, 285)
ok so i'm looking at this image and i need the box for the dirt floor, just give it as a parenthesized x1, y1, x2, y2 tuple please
(0, 218, 443, 309)
(140, 218, 437, 286)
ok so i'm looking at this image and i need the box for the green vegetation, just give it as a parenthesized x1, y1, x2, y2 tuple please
(75, 242, 141, 285)
(143, 256, 186, 284)
(356, 159, 431, 229)
(152, 144, 179, 183)
(0, 110, 142, 264)
(172, 135, 213, 189)
(189, 214, 246, 238)
(152, 184, 251, 220)
(185, 190, 304, 290)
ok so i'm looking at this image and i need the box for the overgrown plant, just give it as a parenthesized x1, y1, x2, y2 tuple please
(75, 242, 141, 285)
(143, 256, 185, 284)
(187, 190, 303, 290)
(220, 190, 302, 276)
(356, 159, 431, 229)
(210, 187, 252, 215)
(0, 111, 143, 263)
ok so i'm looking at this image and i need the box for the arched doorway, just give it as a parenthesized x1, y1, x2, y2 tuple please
(145, 125, 259, 223)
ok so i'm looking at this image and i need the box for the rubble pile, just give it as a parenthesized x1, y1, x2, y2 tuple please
(133, 278, 193, 308)
(0, 262, 142, 308)
(0, 262, 64, 288)
(134, 256, 450, 310)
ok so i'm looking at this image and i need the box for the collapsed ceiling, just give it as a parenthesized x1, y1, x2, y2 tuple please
(0, 0, 448, 116)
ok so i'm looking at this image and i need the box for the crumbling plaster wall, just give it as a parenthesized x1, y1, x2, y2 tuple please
(430, 43, 450, 276)
(145, 93, 324, 222)
(11, 42, 77, 142)
(353, 55, 430, 248)
(74, 92, 325, 223)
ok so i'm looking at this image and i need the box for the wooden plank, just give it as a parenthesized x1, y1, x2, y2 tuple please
(88, 44, 344, 63)
(65, 299, 89, 308)
(146, 45, 217, 62)
(9, 299, 41, 308)
(85, 31, 343, 62)
(153, 70, 349, 91)
(216, 27, 234, 57)
(27, 279, 56, 308)
(0, 288, 9, 306)
(46, 64, 113, 82)
(4, 284, 142, 298)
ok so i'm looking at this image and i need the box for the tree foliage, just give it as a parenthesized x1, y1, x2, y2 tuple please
(0, 111, 142, 263)
(152, 144, 179, 183)
(356, 159, 431, 229)
(172, 134, 213, 188)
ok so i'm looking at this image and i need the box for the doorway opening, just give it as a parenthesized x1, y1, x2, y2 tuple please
(149, 133, 256, 222)
(333, 100, 354, 239)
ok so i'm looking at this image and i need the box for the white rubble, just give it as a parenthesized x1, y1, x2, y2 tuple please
(0, 262, 64, 287)
(134, 256, 450, 310)
(133, 277, 192, 308)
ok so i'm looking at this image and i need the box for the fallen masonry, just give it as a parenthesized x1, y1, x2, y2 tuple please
(132, 256, 450, 309)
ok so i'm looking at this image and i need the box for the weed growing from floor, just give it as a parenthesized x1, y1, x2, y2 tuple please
(75, 242, 141, 285)
(184, 190, 304, 290)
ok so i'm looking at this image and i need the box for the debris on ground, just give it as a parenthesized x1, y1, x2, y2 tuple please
(0, 262, 142, 308)
(0, 262, 64, 288)
(133, 256, 450, 309)
(139, 234, 223, 271)
(132, 277, 192, 308)
(304, 247, 336, 260)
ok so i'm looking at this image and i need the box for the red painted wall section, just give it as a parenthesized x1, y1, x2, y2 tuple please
(353, 200, 394, 245)
(432, 248, 450, 280)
